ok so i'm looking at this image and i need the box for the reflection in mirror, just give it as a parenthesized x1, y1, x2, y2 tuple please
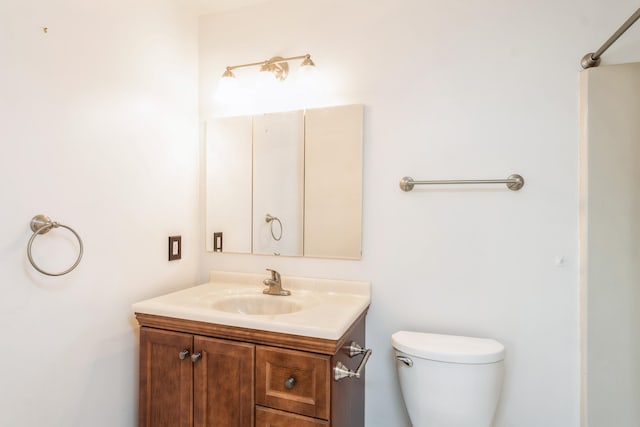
(205, 116, 252, 253)
(205, 104, 363, 259)
(252, 111, 304, 256)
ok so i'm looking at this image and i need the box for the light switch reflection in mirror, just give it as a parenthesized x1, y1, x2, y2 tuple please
(205, 116, 253, 253)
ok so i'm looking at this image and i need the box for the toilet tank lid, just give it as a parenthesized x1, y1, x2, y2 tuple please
(391, 331, 505, 364)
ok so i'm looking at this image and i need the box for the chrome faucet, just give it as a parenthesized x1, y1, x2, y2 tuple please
(263, 268, 291, 296)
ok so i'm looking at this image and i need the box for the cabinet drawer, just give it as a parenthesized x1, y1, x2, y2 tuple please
(256, 406, 328, 427)
(256, 346, 330, 419)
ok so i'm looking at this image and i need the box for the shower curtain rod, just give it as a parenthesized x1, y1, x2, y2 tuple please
(581, 8, 640, 69)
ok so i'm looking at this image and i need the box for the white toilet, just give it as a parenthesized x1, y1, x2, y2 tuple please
(392, 331, 505, 427)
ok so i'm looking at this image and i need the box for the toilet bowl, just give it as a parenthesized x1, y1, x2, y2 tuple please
(392, 331, 505, 427)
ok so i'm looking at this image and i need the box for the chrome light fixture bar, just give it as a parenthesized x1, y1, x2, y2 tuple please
(222, 54, 315, 81)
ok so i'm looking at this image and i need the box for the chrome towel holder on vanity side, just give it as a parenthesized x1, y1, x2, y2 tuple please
(334, 341, 373, 381)
(27, 214, 83, 276)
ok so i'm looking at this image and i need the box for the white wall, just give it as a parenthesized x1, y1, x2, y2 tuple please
(0, 0, 199, 425)
(199, 1, 640, 426)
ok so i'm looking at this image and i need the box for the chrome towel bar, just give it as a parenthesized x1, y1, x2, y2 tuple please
(399, 174, 524, 192)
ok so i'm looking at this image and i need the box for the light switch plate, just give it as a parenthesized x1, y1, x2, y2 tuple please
(213, 232, 223, 252)
(168, 236, 181, 261)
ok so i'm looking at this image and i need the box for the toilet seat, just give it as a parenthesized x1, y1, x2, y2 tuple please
(392, 331, 505, 364)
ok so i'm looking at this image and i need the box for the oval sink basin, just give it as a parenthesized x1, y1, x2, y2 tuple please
(211, 295, 302, 315)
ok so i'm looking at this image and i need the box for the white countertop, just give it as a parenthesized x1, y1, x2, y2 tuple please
(132, 271, 371, 340)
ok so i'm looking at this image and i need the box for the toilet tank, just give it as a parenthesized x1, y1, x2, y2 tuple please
(392, 331, 505, 427)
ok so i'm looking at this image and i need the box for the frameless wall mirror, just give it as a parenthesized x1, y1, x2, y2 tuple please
(205, 104, 363, 259)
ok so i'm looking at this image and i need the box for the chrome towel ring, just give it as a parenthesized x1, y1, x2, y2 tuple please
(265, 213, 283, 241)
(27, 214, 83, 276)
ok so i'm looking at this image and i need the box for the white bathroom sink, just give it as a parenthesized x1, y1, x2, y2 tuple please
(211, 294, 302, 315)
(132, 271, 371, 340)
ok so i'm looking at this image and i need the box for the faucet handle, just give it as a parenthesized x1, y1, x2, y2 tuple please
(266, 268, 280, 282)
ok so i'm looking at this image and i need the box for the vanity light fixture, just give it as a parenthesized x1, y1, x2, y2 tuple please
(221, 54, 315, 81)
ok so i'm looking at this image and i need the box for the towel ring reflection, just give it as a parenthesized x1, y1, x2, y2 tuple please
(265, 214, 283, 241)
(27, 214, 83, 276)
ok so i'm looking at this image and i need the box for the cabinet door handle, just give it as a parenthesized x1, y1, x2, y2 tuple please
(178, 349, 190, 360)
(284, 376, 296, 389)
(191, 352, 202, 363)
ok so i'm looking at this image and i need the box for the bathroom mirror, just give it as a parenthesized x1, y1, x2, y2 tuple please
(205, 104, 363, 259)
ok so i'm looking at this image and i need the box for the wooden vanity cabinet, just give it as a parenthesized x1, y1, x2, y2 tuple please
(136, 312, 366, 427)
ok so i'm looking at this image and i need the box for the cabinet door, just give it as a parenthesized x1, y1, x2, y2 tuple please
(139, 328, 193, 427)
(193, 336, 255, 427)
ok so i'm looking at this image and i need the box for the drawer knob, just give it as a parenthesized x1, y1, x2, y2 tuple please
(178, 349, 190, 360)
(191, 352, 202, 363)
(284, 376, 296, 389)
